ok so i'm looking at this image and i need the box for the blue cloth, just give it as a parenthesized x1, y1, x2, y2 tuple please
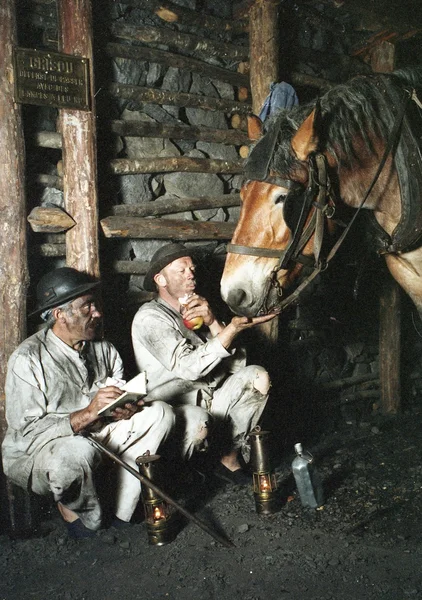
(258, 81, 299, 121)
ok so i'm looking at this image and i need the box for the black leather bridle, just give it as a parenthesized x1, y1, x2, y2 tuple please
(227, 151, 336, 314)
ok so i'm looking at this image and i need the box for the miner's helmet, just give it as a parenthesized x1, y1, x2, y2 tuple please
(30, 267, 101, 317)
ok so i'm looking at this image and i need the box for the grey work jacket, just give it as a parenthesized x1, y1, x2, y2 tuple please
(2, 327, 123, 488)
(131, 298, 247, 406)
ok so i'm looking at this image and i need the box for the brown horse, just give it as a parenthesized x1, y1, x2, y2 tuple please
(221, 68, 422, 318)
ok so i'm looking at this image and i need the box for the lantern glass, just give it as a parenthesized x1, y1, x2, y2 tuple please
(144, 500, 171, 524)
(253, 472, 277, 494)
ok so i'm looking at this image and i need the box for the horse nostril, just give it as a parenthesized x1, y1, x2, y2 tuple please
(227, 288, 251, 309)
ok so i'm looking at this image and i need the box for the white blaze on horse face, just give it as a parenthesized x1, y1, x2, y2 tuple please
(221, 181, 292, 317)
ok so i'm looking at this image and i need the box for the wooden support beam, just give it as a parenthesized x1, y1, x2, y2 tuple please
(34, 121, 250, 149)
(110, 157, 244, 175)
(0, 0, 29, 535)
(379, 274, 401, 414)
(110, 121, 250, 146)
(27, 206, 76, 233)
(59, 0, 100, 277)
(101, 217, 236, 240)
(370, 41, 400, 414)
(112, 193, 241, 217)
(106, 43, 250, 89)
(249, 0, 280, 114)
(110, 0, 247, 34)
(109, 82, 252, 115)
(111, 23, 249, 62)
(0, 0, 29, 424)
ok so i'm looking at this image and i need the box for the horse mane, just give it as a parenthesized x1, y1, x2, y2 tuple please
(269, 66, 422, 172)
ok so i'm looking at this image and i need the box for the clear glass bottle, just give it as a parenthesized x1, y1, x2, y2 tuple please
(292, 443, 324, 509)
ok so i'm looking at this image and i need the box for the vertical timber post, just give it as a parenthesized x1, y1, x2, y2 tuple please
(369, 41, 401, 413)
(58, 0, 100, 276)
(249, 0, 280, 115)
(0, 0, 29, 531)
(248, 0, 280, 344)
(379, 276, 401, 414)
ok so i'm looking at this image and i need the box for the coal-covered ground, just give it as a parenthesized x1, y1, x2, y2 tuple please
(1, 394, 422, 600)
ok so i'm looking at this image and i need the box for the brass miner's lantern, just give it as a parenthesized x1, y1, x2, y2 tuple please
(249, 427, 279, 515)
(136, 453, 176, 546)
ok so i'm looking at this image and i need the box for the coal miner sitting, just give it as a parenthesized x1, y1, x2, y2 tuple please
(131, 243, 276, 484)
(1, 267, 176, 539)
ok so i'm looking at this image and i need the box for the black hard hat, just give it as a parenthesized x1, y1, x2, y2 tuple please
(30, 267, 101, 316)
(143, 243, 194, 292)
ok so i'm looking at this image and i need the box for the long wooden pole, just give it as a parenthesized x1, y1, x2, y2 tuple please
(83, 433, 235, 548)
(249, 0, 280, 115)
(0, 2, 28, 437)
(0, 0, 29, 533)
(58, 0, 100, 276)
(369, 41, 401, 414)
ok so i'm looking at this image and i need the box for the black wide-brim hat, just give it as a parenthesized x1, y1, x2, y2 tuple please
(143, 243, 195, 292)
(30, 267, 101, 317)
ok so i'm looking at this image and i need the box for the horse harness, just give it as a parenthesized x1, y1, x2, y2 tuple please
(227, 85, 422, 314)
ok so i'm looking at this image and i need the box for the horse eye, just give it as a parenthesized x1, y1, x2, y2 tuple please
(273, 190, 287, 205)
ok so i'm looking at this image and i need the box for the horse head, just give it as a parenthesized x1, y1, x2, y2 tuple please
(221, 108, 336, 317)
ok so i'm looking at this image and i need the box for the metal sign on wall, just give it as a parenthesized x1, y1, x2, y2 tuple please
(14, 47, 90, 111)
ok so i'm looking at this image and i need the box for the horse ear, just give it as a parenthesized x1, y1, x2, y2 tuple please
(291, 103, 322, 161)
(247, 115, 264, 141)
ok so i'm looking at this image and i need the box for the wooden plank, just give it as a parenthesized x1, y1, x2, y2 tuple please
(111, 0, 247, 34)
(112, 193, 241, 217)
(113, 260, 149, 275)
(110, 157, 244, 175)
(109, 82, 252, 114)
(111, 23, 248, 62)
(110, 121, 250, 145)
(59, 0, 100, 277)
(27, 206, 76, 233)
(101, 217, 236, 240)
(106, 43, 250, 89)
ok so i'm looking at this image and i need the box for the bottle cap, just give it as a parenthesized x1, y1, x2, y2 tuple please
(294, 443, 303, 454)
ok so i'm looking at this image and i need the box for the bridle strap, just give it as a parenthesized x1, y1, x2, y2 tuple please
(227, 244, 285, 259)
